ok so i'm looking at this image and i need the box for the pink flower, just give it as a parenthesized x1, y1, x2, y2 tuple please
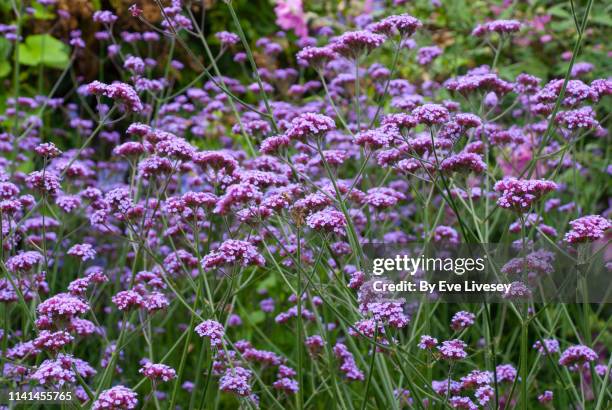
(274, 0, 308, 38)
(195, 320, 225, 348)
(139, 362, 177, 382)
(93, 386, 138, 409)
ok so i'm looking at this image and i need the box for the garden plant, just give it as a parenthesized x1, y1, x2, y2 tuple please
(0, 0, 610, 409)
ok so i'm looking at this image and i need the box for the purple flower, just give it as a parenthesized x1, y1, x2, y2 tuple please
(450, 311, 476, 331)
(369, 14, 422, 37)
(472, 20, 522, 37)
(306, 209, 346, 235)
(285, 113, 336, 140)
(438, 339, 468, 360)
(26, 171, 62, 196)
(112, 290, 144, 311)
(417, 46, 442, 65)
(333, 342, 364, 381)
(93, 10, 118, 24)
(139, 362, 177, 382)
(413, 103, 450, 126)
(559, 345, 598, 366)
(201, 239, 265, 271)
(571, 62, 594, 77)
(460, 370, 492, 389)
(440, 153, 487, 174)
(449, 396, 478, 410)
(33, 330, 74, 351)
(219, 366, 252, 397)
(93, 386, 138, 409)
(30, 357, 76, 386)
(330, 30, 386, 59)
(6, 251, 43, 273)
(564, 215, 610, 243)
(533, 339, 560, 355)
(475, 385, 495, 405)
(296, 46, 337, 68)
(67, 243, 97, 261)
(495, 363, 517, 382)
(418, 335, 438, 350)
(538, 390, 553, 404)
(215, 31, 240, 46)
(494, 178, 557, 212)
(273, 377, 299, 394)
(35, 142, 62, 158)
(305, 335, 325, 355)
(37, 293, 90, 319)
(195, 320, 224, 348)
(555, 107, 599, 129)
(86, 81, 143, 112)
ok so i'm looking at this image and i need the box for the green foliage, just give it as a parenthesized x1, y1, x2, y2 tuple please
(17, 34, 70, 69)
(0, 37, 11, 78)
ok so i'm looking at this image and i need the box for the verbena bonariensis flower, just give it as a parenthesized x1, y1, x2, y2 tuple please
(296, 46, 337, 69)
(306, 209, 347, 235)
(558, 345, 598, 367)
(438, 339, 468, 360)
(440, 153, 487, 174)
(369, 14, 422, 37)
(35, 142, 62, 158)
(413, 103, 450, 126)
(111, 290, 144, 311)
(538, 390, 553, 404)
(195, 320, 225, 348)
(33, 330, 74, 351)
(449, 396, 478, 410)
(25, 171, 62, 196)
(475, 385, 495, 406)
(533, 338, 560, 355)
(460, 370, 492, 389)
(219, 366, 252, 397)
(432, 379, 462, 395)
(273, 377, 299, 394)
(30, 357, 76, 386)
(555, 107, 599, 130)
(67, 243, 97, 261)
(495, 363, 517, 382)
(215, 31, 240, 46)
(201, 239, 265, 271)
(564, 215, 611, 243)
(139, 362, 177, 382)
(329, 30, 386, 59)
(418, 335, 438, 350)
(86, 81, 143, 112)
(92, 10, 118, 24)
(450, 311, 476, 331)
(285, 112, 336, 140)
(502, 281, 532, 300)
(93, 386, 138, 409)
(417, 46, 442, 65)
(6, 250, 43, 273)
(472, 20, 522, 37)
(37, 293, 90, 319)
(494, 178, 557, 212)
(333, 342, 364, 381)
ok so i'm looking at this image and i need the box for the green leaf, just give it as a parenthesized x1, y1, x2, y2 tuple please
(248, 311, 265, 325)
(0, 61, 10, 78)
(17, 34, 70, 69)
(0, 37, 11, 78)
(590, 15, 612, 27)
(256, 274, 277, 292)
(31, 2, 55, 20)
